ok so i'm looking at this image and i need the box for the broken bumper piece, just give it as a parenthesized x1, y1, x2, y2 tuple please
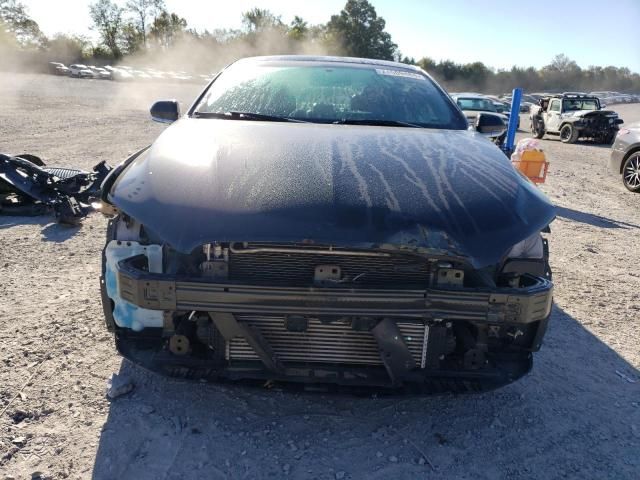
(104, 252, 553, 393)
(0, 153, 111, 224)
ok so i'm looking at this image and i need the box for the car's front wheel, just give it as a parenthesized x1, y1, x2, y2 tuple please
(559, 124, 579, 143)
(622, 152, 640, 193)
(531, 121, 544, 139)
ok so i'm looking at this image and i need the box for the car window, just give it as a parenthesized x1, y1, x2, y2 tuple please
(194, 62, 467, 129)
(455, 97, 497, 112)
(549, 99, 561, 112)
(494, 103, 507, 113)
(562, 99, 598, 111)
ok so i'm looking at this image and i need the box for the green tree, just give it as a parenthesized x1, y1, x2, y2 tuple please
(325, 0, 397, 60)
(547, 53, 579, 73)
(461, 61, 490, 89)
(46, 33, 90, 63)
(89, 0, 124, 58)
(149, 10, 187, 48)
(288, 15, 308, 41)
(121, 20, 144, 54)
(542, 54, 582, 91)
(241, 8, 283, 32)
(0, 0, 45, 47)
(416, 57, 437, 72)
(126, 0, 164, 47)
(90, 44, 116, 62)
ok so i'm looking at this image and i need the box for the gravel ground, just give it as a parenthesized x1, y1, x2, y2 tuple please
(0, 73, 639, 480)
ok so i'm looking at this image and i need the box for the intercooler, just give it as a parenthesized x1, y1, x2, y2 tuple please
(226, 315, 428, 366)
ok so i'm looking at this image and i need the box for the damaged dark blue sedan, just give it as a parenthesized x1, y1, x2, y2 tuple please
(99, 56, 555, 392)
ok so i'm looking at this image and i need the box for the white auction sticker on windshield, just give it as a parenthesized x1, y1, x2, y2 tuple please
(375, 69, 425, 80)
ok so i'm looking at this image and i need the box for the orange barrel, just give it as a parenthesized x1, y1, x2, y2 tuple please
(511, 150, 549, 184)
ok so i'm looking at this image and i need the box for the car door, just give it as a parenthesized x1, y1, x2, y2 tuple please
(545, 99, 562, 132)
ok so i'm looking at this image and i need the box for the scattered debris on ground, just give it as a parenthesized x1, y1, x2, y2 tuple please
(106, 373, 134, 399)
(0, 153, 111, 224)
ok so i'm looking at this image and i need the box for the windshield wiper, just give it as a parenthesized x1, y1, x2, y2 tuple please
(193, 111, 307, 123)
(333, 119, 424, 128)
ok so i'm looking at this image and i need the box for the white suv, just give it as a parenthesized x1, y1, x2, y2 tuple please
(68, 64, 94, 78)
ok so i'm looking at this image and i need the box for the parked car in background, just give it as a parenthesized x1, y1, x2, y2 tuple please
(452, 94, 514, 132)
(131, 69, 152, 81)
(491, 100, 509, 113)
(610, 122, 640, 192)
(490, 100, 521, 128)
(89, 66, 112, 80)
(48, 62, 69, 75)
(500, 95, 531, 113)
(110, 68, 135, 81)
(99, 55, 555, 393)
(144, 69, 166, 81)
(591, 91, 640, 105)
(530, 93, 623, 143)
(68, 64, 94, 78)
(452, 94, 508, 123)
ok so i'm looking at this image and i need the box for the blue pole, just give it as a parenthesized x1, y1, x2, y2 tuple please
(504, 87, 522, 155)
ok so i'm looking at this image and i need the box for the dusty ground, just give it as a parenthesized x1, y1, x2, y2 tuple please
(0, 73, 638, 480)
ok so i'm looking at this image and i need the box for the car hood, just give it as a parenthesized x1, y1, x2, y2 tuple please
(565, 109, 619, 118)
(109, 118, 555, 267)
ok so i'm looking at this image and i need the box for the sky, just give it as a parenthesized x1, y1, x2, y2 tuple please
(21, 0, 640, 72)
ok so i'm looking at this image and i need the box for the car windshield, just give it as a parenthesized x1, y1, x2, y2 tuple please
(193, 61, 467, 129)
(562, 99, 599, 111)
(455, 97, 497, 112)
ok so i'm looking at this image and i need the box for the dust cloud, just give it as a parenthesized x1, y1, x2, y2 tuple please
(118, 29, 339, 74)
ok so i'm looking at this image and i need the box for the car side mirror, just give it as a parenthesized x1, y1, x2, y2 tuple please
(150, 100, 180, 123)
(600, 104, 606, 109)
(475, 112, 506, 137)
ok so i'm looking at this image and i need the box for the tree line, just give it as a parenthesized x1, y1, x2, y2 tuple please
(2, 0, 639, 93)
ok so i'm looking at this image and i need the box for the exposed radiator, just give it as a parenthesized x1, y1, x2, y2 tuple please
(228, 247, 431, 287)
(227, 315, 427, 366)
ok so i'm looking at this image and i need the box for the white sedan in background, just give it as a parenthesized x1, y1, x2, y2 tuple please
(68, 64, 94, 78)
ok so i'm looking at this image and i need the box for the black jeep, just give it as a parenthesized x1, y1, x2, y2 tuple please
(530, 93, 623, 144)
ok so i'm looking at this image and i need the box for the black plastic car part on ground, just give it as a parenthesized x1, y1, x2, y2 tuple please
(0, 153, 112, 224)
(100, 56, 556, 393)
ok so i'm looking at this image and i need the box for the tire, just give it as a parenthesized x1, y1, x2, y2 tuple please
(531, 120, 545, 139)
(560, 124, 579, 143)
(622, 152, 640, 193)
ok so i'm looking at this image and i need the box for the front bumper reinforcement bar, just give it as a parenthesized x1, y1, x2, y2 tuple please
(117, 255, 553, 325)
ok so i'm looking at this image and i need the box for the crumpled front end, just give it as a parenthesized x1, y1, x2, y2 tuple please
(100, 121, 556, 392)
(101, 214, 553, 393)
(567, 110, 624, 143)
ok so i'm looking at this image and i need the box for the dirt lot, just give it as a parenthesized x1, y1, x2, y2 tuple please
(1, 73, 639, 480)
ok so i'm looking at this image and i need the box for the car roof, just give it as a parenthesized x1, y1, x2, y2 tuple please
(550, 93, 598, 99)
(235, 55, 423, 72)
(452, 94, 490, 100)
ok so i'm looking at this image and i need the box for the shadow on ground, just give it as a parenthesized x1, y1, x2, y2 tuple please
(0, 216, 82, 241)
(556, 206, 640, 229)
(92, 306, 639, 479)
(40, 222, 81, 242)
(0, 215, 50, 229)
